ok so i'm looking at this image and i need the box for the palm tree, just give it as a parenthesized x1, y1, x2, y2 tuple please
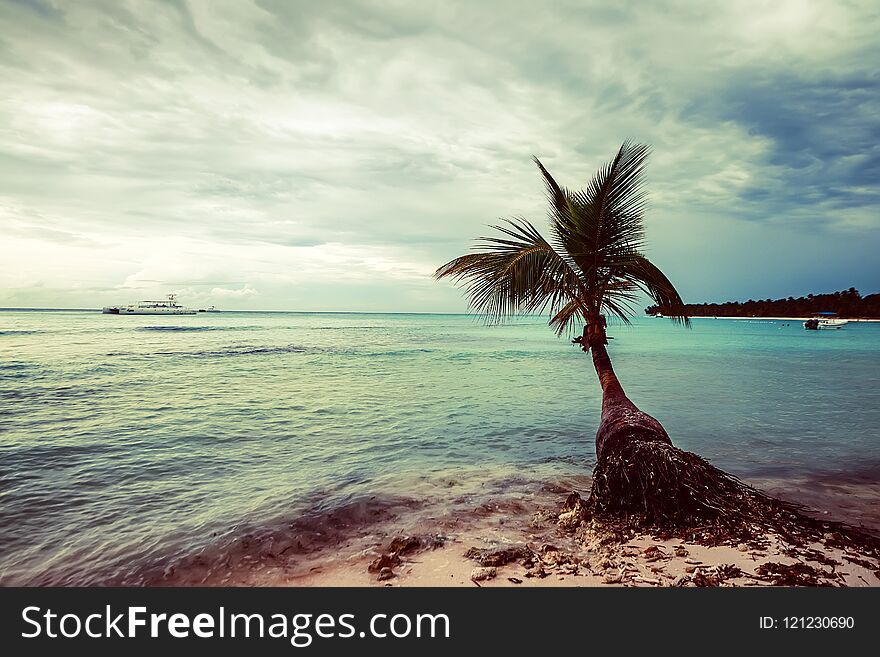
(436, 141, 685, 461)
(435, 142, 796, 529)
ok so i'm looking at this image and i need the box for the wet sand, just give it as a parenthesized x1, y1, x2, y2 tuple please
(286, 497, 880, 588)
(159, 476, 880, 588)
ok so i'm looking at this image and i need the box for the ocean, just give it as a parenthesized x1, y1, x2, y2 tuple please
(1, 310, 879, 585)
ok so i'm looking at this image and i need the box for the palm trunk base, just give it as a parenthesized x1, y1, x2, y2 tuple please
(584, 440, 880, 550)
(589, 440, 787, 532)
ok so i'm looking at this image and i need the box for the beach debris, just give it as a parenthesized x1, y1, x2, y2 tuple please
(755, 562, 835, 586)
(524, 565, 547, 579)
(507, 577, 523, 584)
(387, 536, 422, 555)
(557, 492, 590, 530)
(672, 575, 690, 587)
(531, 509, 558, 526)
(367, 534, 446, 579)
(690, 570, 716, 587)
(797, 548, 839, 567)
(603, 573, 623, 584)
(841, 554, 876, 569)
(541, 551, 565, 566)
(470, 566, 497, 582)
(688, 564, 742, 587)
(596, 556, 615, 570)
(822, 532, 851, 549)
(673, 546, 688, 557)
(716, 564, 744, 579)
(463, 545, 535, 567)
(643, 545, 665, 562)
(377, 567, 395, 581)
(368, 553, 400, 573)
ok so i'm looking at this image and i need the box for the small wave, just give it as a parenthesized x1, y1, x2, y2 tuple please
(0, 361, 44, 380)
(0, 330, 40, 336)
(113, 493, 424, 586)
(137, 325, 267, 333)
(367, 348, 435, 356)
(537, 454, 595, 467)
(0, 361, 39, 370)
(155, 344, 311, 358)
(225, 345, 309, 356)
(1, 383, 107, 401)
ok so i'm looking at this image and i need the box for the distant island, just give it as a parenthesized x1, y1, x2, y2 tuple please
(646, 288, 880, 319)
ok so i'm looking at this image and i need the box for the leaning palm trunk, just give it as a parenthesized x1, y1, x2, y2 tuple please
(582, 316, 815, 536)
(577, 316, 739, 528)
(583, 319, 670, 460)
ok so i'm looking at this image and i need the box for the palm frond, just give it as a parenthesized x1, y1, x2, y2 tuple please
(621, 255, 690, 326)
(434, 218, 585, 327)
(548, 141, 650, 285)
(600, 279, 641, 325)
(548, 297, 592, 336)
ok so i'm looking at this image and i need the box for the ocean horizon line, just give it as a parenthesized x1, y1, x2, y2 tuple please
(4, 307, 880, 323)
(0, 307, 484, 316)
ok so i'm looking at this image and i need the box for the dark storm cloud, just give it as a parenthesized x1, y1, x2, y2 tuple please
(679, 69, 880, 224)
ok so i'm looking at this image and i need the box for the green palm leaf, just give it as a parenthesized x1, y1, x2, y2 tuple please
(434, 218, 586, 326)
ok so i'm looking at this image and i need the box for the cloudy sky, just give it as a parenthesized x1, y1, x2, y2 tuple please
(1, 0, 878, 311)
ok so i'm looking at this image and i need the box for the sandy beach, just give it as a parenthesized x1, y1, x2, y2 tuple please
(286, 495, 880, 588)
(150, 477, 880, 588)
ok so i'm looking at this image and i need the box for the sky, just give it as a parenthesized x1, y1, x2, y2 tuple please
(1, 0, 878, 312)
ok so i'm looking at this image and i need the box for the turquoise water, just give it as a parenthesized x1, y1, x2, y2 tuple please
(1, 311, 879, 584)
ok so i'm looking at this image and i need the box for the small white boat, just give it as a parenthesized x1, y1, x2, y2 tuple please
(803, 312, 848, 330)
(103, 294, 196, 315)
(198, 305, 220, 313)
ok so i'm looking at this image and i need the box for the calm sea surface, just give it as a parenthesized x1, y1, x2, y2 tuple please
(1, 310, 879, 584)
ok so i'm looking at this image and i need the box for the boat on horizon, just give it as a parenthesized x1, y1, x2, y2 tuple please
(102, 294, 196, 315)
(803, 312, 848, 330)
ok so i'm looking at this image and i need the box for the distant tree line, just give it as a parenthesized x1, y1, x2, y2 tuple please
(645, 288, 880, 319)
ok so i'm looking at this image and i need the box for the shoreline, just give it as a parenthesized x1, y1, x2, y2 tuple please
(5, 468, 879, 586)
(148, 475, 880, 588)
(278, 491, 880, 588)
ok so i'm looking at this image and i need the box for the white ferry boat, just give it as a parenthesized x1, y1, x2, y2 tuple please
(102, 294, 196, 315)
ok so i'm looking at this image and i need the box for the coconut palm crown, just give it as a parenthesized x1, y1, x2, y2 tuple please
(435, 141, 689, 335)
